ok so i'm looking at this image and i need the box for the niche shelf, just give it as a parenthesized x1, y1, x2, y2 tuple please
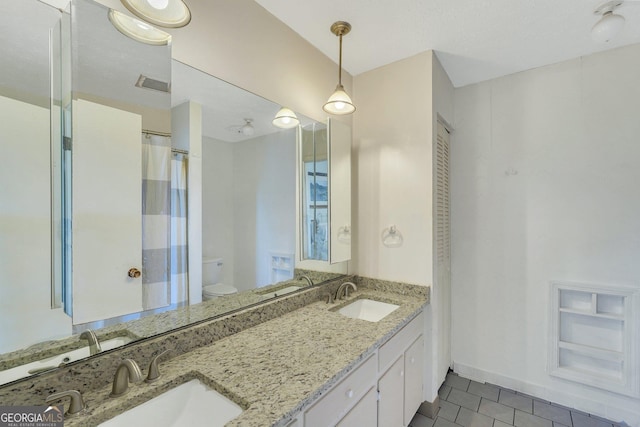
(270, 252, 294, 283)
(549, 281, 640, 397)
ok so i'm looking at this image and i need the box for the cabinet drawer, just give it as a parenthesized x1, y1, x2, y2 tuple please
(379, 312, 423, 372)
(304, 355, 376, 427)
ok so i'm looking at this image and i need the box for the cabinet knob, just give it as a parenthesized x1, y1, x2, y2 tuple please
(345, 389, 354, 398)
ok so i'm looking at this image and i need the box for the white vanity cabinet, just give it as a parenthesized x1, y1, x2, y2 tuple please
(299, 311, 424, 427)
(378, 314, 424, 427)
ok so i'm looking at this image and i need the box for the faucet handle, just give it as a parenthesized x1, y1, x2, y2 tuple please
(326, 292, 335, 304)
(145, 350, 169, 383)
(45, 390, 85, 416)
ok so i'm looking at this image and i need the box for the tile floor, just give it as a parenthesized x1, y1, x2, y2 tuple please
(410, 372, 625, 427)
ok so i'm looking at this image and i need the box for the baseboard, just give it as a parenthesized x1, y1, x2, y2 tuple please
(417, 396, 440, 419)
(453, 362, 640, 427)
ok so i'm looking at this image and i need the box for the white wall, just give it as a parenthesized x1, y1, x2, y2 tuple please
(172, 101, 203, 304)
(352, 51, 455, 404)
(202, 137, 235, 287)
(451, 44, 640, 424)
(202, 130, 296, 292)
(0, 95, 71, 352)
(353, 51, 434, 283)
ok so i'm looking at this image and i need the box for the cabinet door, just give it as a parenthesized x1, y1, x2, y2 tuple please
(337, 386, 377, 427)
(378, 355, 404, 427)
(404, 336, 424, 425)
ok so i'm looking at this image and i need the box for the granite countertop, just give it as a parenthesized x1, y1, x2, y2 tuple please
(66, 285, 428, 427)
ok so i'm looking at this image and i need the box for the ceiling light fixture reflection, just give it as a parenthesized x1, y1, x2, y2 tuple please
(272, 107, 300, 129)
(121, 0, 191, 28)
(323, 21, 355, 115)
(108, 10, 171, 46)
(592, 1, 625, 43)
(241, 119, 255, 136)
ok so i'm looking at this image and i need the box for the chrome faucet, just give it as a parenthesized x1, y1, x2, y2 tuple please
(45, 390, 85, 416)
(335, 281, 357, 300)
(110, 359, 143, 397)
(79, 329, 102, 355)
(298, 275, 314, 287)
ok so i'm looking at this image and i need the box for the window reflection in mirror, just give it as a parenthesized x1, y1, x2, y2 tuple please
(300, 123, 329, 261)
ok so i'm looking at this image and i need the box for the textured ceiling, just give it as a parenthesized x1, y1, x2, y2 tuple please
(254, 0, 640, 87)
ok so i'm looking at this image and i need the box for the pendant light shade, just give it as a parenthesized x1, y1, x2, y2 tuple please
(324, 84, 355, 115)
(323, 21, 355, 115)
(121, 0, 191, 28)
(108, 10, 172, 45)
(272, 107, 300, 129)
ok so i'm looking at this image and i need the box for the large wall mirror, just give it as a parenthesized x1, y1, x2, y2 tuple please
(0, 0, 350, 387)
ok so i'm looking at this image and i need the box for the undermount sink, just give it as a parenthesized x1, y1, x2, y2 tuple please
(258, 285, 301, 299)
(99, 379, 243, 427)
(338, 299, 400, 322)
(0, 336, 134, 384)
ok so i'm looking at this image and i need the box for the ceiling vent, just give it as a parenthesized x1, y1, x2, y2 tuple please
(135, 74, 171, 93)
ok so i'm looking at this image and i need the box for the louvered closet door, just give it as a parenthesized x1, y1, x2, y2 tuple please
(435, 121, 451, 371)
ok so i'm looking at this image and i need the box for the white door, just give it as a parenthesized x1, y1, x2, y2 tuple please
(72, 99, 142, 324)
(435, 121, 452, 380)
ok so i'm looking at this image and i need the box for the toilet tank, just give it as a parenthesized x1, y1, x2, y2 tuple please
(202, 258, 223, 285)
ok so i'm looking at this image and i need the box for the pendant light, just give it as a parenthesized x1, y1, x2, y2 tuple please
(121, 0, 191, 28)
(323, 21, 355, 115)
(272, 107, 300, 129)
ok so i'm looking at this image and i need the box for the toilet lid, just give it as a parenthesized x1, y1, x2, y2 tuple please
(203, 283, 237, 296)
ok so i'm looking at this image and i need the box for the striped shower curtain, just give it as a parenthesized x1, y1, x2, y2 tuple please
(141, 134, 171, 310)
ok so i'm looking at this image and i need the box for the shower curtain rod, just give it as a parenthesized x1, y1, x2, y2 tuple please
(142, 129, 171, 137)
(142, 129, 189, 155)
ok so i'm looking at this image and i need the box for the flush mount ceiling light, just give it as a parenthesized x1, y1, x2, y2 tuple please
(121, 0, 191, 28)
(323, 21, 355, 115)
(592, 1, 625, 43)
(272, 107, 300, 129)
(108, 10, 172, 45)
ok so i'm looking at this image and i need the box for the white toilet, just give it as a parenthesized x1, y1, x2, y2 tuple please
(202, 258, 238, 301)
